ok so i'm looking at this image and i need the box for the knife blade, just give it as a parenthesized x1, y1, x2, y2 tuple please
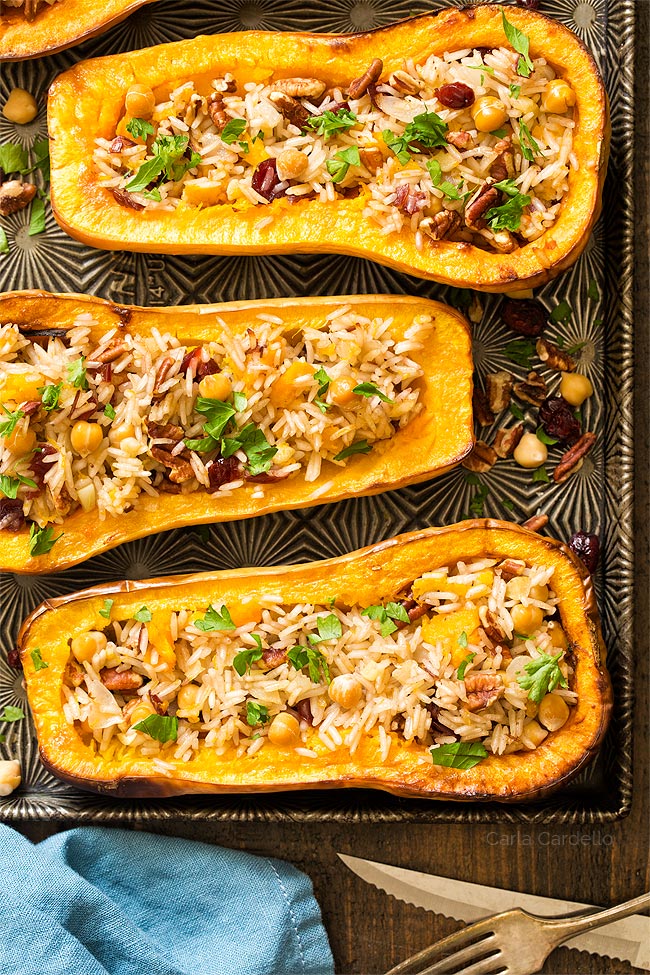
(338, 853, 650, 971)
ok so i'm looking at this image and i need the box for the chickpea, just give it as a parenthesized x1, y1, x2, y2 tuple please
(198, 372, 232, 401)
(129, 699, 155, 727)
(542, 79, 576, 115)
(71, 630, 108, 664)
(538, 693, 570, 731)
(511, 603, 545, 636)
(270, 361, 315, 409)
(559, 371, 593, 407)
(546, 621, 568, 650)
(513, 432, 548, 470)
(120, 437, 144, 458)
(328, 673, 363, 709)
(268, 711, 301, 747)
(125, 84, 156, 119)
(471, 96, 508, 133)
(528, 583, 549, 603)
(4, 423, 36, 456)
(3, 88, 38, 125)
(177, 683, 203, 715)
(275, 147, 309, 182)
(522, 719, 548, 749)
(0, 759, 21, 797)
(70, 420, 103, 456)
(109, 422, 135, 444)
(505, 576, 530, 601)
(328, 376, 357, 407)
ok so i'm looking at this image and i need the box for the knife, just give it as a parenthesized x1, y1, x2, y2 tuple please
(338, 853, 650, 971)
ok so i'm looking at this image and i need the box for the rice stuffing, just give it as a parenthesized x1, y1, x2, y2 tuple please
(62, 557, 577, 770)
(94, 17, 578, 254)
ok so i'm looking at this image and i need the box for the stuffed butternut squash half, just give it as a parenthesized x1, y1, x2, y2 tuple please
(0, 0, 157, 61)
(0, 290, 473, 573)
(48, 4, 609, 292)
(18, 520, 612, 800)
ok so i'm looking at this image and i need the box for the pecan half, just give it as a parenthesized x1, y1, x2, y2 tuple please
(146, 420, 184, 443)
(100, 668, 143, 692)
(489, 139, 514, 182)
(479, 607, 506, 643)
(485, 371, 513, 413)
(272, 77, 327, 99)
(208, 93, 229, 130)
(473, 387, 494, 427)
(536, 337, 576, 373)
(348, 58, 383, 99)
(553, 432, 596, 483)
(19, 399, 41, 417)
(388, 69, 423, 95)
(269, 91, 309, 128)
(464, 673, 503, 712)
(513, 371, 547, 407)
(420, 210, 461, 241)
(522, 513, 549, 533)
(496, 558, 526, 581)
(262, 646, 287, 668)
(465, 182, 499, 229)
(493, 423, 523, 459)
(0, 180, 37, 216)
(91, 339, 129, 364)
(445, 130, 473, 150)
(359, 147, 384, 174)
(152, 355, 176, 395)
(111, 188, 145, 212)
(150, 446, 193, 483)
(462, 440, 498, 473)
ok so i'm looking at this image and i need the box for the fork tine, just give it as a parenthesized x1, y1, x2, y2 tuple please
(415, 937, 500, 975)
(386, 922, 498, 975)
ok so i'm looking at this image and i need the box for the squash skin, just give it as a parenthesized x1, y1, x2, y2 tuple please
(47, 5, 609, 293)
(0, 289, 474, 574)
(0, 0, 157, 61)
(18, 519, 612, 802)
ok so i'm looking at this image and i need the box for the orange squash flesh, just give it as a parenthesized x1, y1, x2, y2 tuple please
(47, 4, 609, 292)
(0, 290, 474, 574)
(18, 519, 612, 801)
(0, 0, 157, 61)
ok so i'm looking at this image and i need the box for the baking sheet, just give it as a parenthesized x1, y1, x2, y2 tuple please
(0, 0, 634, 823)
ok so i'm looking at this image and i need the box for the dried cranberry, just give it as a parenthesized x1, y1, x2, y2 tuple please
(29, 443, 57, 485)
(207, 455, 242, 492)
(501, 298, 548, 337)
(196, 358, 219, 380)
(180, 346, 203, 377)
(251, 158, 287, 202)
(295, 699, 313, 726)
(7, 648, 22, 669)
(0, 498, 25, 532)
(538, 396, 581, 445)
(515, 0, 540, 8)
(569, 532, 600, 574)
(435, 82, 475, 109)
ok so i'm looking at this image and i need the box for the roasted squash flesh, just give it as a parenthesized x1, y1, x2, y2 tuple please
(18, 520, 612, 801)
(0, 290, 473, 574)
(48, 5, 609, 291)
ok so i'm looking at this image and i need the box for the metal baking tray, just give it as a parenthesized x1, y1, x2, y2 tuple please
(0, 0, 634, 823)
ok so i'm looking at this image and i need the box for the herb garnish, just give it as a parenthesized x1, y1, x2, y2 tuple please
(306, 108, 357, 139)
(67, 357, 88, 390)
(221, 422, 277, 476)
(29, 524, 63, 556)
(39, 383, 62, 411)
(588, 279, 600, 302)
(308, 613, 343, 645)
(30, 647, 48, 672)
(221, 119, 247, 145)
(532, 466, 551, 483)
(333, 440, 372, 462)
(233, 635, 264, 676)
(194, 603, 236, 632)
(550, 300, 572, 326)
(98, 598, 113, 620)
(383, 111, 448, 163)
(353, 382, 393, 403)
(326, 146, 360, 183)
(535, 425, 558, 446)
(502, 11, 534, 78)
(104, 403, 116, 420)
(134, 606, 152, 623)
(133, 713, 178, 743)
(457, 631, 469, 649)
(126, 134, 201, 193)
(362, 602, 409, 638)
(504, 338, 535, 369)
(509, 402, 525, 421)
(430, 741, 488, 769)
(0, 705, 24, 723)
(518, 120, 540, 162)
(126, 117, 155, 141)
(287, 645, 331, 684)
(28, 196, 46, 237)
(427, 159, 463, 200)
(517, 651, 568, 703)
(456, 651, 476, 680)
(485, 189, 531, 232)
(0, 473, 36, 499)
(0, 405, 24, 439)
(246, 701, 269, 727)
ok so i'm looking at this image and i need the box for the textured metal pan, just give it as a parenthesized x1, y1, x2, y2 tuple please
(0, 0, 634, 823)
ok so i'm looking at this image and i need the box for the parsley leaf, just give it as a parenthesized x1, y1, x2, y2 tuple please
(517, 651, 568, 703)
(29, 524, 62, 556)
(126, 117, 154, 140)
(485, 190, 531, 232)
(194, 603, 236, 632)
(30, 647, 48, 672)
(430, 741, 488, 769)
(287, 645, 330, 684)
(125, 156, 165, 193)
(221, 422, 277, 476)
(195, 396, 236, 440)
(221, 119, 247, 144)
(313, 366, 332, 396)
(184, 436, 218, 453)
(469, 483, 489, 517)
(382, 129, 412, 164)
(98, 598, 113, 620)
(456, 651, 476, 680)
(126, 134, 200, 192)
(532, 466, 550, 483)
(0, 705, 24, 723)
(427, 158, 463, 200)
(333, 440, 371, 462)
(353, 381, 392, 403)
(518, 120, 540, 162)
(233, 391, 247, 412)
(362, 601, 409, 638)
(28, 196, 46, 237)
(134, 606, 152, 623)
(0, 405, 24, 439)
(246, 701, 269, 727)
(588, 279, 600, 302)
(326, 145, 361, 183)
(233, 636, 264, 676)
(39, 383, 62, 411)
(67, 357, 88, 390)
(306, 108, 357, 139)
(536, 425, 558, 446)
(0, 227, 9, 256)
(406, 111, 448, 149)
(0, 473, 36, 498)
(550, 300, 572, 325)
(104, 403, 116, 421)
(458, 631, 469, 649)
(133, 713, 178, 743)
(0, 143, 29, 175)
(504, 338, 535, 369)
(308, 613, 343, 644)
(31, 138, 50, 181)
(502, 10, 534, 78)
(509, 84, 521, 100)
(509, 401, 525, 421)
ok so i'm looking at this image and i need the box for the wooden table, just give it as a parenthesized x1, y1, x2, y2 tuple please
(13, 10, 650, 973)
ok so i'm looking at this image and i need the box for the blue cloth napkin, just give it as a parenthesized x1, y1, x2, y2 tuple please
(0, 823, 334, 975)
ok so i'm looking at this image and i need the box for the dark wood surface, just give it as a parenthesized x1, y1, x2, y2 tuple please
(11, 9, 650, 974)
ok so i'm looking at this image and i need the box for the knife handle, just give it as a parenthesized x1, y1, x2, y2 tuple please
(544, 892, 650, 947)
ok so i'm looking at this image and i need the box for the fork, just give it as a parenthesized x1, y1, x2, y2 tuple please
(385, 891, 650, 975)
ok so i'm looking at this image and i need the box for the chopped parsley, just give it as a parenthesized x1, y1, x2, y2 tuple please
(67, 357, 88, 390)
(430, 741, 488, 769)
(383, 111, 448, 164)
(509, 402, 525, 421)
(535, 425, 558, 446)
(104, 403, 116, 420)
(532, 466, 551, 483)
(39, 383, 62, 411)
(287, 645, 330, 684)
(517, 651, 568, 703)
(333, 440, 371, 462)
(362, 601, 409, 638)
(221, 422, 277, 476)
(469, 483, 489, 517)
(233, 391, 247, 412)
(550, 300, 573, 326)
(588, 279, 600, 302)
(0, 473, 36, 499)
(133, 713, 178, 743)
(313, 367, 332, 396)
(326, 146, 360, 183)
(30, 647, 48, 672)
(518, 120, 540, 162)
(504, 339, 535, 369)
(29, 524, 63, 556)
(0, 143, 29, 174)
(509, 84, 521, 100)
(126, 117, 155, 140)
(306, 108, 357, 139)
(458, 631, 469, 649)
(233, 635, 264, 676)
(126, 134, 201, 193)
(0, 705, 24, 723)
(133, 606, 152, 623)
(456, 651, 476, 680)
(28, 196, 46, 237)
(0, 405, 24, 439)
(308, 613, 343, 645)
(98, 598, 113, 620)
(221, 119, 247, 144)
(0, 228, 8, 256)
(195, 397, 237, 440)
(353, 381, 392, 403)
(485, 190, 531, 232)
(502, 10, 534, 78)
(246, 701, 269, 727)
(194, 603, 236, 632)
(427, 158, 463, 200)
